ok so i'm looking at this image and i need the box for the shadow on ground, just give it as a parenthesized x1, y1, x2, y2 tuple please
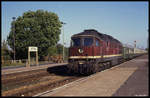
(46, 64, 84, 77)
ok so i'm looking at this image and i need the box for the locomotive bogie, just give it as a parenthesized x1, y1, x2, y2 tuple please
(67, 59, 96, 74)
(68, 55, 123, 75)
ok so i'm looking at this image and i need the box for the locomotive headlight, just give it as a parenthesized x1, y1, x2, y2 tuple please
(78, 48, 84, 53)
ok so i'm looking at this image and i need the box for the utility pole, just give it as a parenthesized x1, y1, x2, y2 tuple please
(61, 22, 66, 62)
(134, 40, 136, 48)
(148, 29, 149, 52)
(12, 17, 16, 63)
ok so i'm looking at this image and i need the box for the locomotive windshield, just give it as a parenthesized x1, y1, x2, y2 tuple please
(71, 37, 93, 47)
(71, 38, 81, 47)
(84, 37, 93, 46)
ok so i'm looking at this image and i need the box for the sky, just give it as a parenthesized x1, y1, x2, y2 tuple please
(2, 1, 149, 49)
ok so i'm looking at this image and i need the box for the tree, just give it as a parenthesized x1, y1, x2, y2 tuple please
(145, 48, 148, 52)
(7, 10, 62, 60)
(47, 46, 58, 56)
(1, 40, 12, 62)
(56, 43, 69, 58)
(56, 44, 63, 54)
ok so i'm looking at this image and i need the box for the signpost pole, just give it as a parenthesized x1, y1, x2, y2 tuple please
(36, 51, 39, 66)
(27, 50, 30, 67)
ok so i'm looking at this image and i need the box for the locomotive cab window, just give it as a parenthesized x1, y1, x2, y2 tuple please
(84, 37, 93, 46)
(71, 38, 81, 47)
(95, 39, 100, 46)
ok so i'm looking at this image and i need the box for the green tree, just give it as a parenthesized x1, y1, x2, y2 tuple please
(7, 10, 62, 60)
(1, 40, 12, 61)
(47, 46, 57, 56)
(56, 43, 69, 59)
(145, 48, 148, 52)
(56, 44, 63, 54)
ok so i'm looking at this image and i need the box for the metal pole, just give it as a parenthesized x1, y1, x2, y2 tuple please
(148, 29, 149, 52)
(134, 40, 136, 48)
(36, 51, 39, 66)
(61, 22, 66, 62)
(63, 25, 64, 62)
(134, 41, 136, 54)
(12, 17, 16, 63)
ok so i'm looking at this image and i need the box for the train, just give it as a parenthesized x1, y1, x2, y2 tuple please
(67, 29, 147, 75)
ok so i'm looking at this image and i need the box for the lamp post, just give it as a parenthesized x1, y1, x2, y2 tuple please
(61, 22, 66, 62)
(134, 40, 136, 48)
(12, 17, 16, 62)
(148, 29, 149, 52)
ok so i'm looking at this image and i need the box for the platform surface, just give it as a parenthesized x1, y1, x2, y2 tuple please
(39, 55, 148, 97)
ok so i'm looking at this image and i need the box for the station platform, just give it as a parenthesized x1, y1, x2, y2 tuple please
(37, 54, 148, 96)
(1, 63, 67, 75)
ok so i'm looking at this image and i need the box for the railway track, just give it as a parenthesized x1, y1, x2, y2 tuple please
(1, 65, 84, 96)
(2, 55, 143, 96)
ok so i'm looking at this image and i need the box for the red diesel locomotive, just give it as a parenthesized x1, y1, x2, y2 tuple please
(67, 29, 123, 74)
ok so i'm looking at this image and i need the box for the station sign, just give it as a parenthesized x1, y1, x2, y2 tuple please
(28, 46, 38, 52)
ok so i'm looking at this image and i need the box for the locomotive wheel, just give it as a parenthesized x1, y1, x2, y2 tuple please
(71, 62, 77, 73)
(101, 63, 105, 71)
(96, 60, 102, 72)
(95, 63, 100, 73)
(91, 63, 96, 74)
(105, 62, 111, 69)
(83, 64, 87, 74)
(86, 62, 91, 74)
(103, 63, 107, 70)
(67, 64, 73, 74)
(91, 62, 96, 74)
(74, 64, 78, 73)
(118, 58, 123, 64)
(79, 64, 84, 74)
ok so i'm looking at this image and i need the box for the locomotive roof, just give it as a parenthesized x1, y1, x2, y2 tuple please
(72, 29, 122, 44)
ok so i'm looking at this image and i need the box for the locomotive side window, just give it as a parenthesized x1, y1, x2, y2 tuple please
(95, 39, 100, 46)
(84, 38, 93, 46)
(72, 38, 81, 47)
(107, 41, 109, 47)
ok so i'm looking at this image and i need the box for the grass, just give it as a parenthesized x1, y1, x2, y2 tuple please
(2, 62, 26, 68)
(2, 58, 68, 68)
(2, 60, 54, 68)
